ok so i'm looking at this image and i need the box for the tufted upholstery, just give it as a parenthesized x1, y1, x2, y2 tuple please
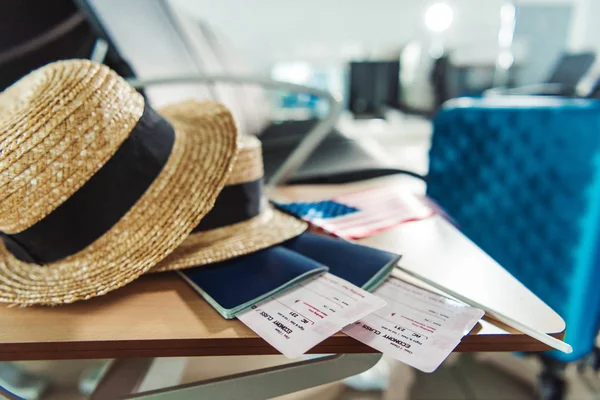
(427, 97, 600, 362)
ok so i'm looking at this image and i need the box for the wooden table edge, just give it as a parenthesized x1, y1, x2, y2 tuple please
(0, 331, 565, 361)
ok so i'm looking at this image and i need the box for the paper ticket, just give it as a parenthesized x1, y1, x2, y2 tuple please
(237, 273, 387, 358)
(343, 277, 484, 373)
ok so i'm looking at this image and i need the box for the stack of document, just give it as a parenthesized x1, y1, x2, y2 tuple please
(179, 232, 399, 319)
(282, 232, 400, 291)
(180, 232, 486, 373)
(179, 246, 326, 319)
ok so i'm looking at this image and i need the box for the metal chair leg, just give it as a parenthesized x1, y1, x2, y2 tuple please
(537, 355, 567, 400)
(592, 346, 600, 372)
(97, 354, 382, 400)
(89, 359, 154, 400)
(0, 362, 48, 400)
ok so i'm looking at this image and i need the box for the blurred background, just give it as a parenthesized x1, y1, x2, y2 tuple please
(2, 0, 600, 399)
(169, 0, 600, 118)
(178, 0, 596, 106)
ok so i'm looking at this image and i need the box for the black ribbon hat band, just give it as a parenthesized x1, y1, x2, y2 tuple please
(3, 104, 175, 264)
(3, 103, 265, 264)
(192, 178, 263, 233)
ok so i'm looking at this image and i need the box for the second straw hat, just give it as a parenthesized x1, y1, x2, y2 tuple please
(0, 60, 238, 306)
(152, 133, 308, 272)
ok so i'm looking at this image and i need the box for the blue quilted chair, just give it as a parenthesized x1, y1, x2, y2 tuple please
(427, 96, 600, 399)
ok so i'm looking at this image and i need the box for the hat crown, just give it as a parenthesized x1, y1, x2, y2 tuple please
(0, 60, 144, 233)
(227, 135, 263, 185)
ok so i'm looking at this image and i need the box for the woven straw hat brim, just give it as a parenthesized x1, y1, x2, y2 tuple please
(0, 101, 238, 306)
(151, 206, 308, 272)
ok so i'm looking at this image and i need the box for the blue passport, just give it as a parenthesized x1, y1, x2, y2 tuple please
(179, 246, 327, 319)
(282, 232, 400, 291)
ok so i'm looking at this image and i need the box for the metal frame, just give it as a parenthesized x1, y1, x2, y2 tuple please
(89, 354, 381, 400)
(128, 76, 343, 188)
(0, 385, 26, 400)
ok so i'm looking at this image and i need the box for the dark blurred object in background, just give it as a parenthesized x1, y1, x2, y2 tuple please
(430, 54, 451, 110)
(546, 52, 596, 93)
(484, 52, 596, 98)
(348, 60, 400, 119)
(0, 0, 138, 91)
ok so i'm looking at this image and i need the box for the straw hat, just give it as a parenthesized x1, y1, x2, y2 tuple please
(0, 60, 238, 306)
(151, 134, 308, 272)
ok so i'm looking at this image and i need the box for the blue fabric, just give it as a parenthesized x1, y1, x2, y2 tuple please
(283, 232, 398, 290)
(275, 200, 359, 220)
(181, 246, 326, 311)
(427, 97, 600, 362)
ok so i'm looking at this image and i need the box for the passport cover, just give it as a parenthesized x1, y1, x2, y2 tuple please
(282, 232, 400, 291)
(179, 246, 328, 319)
